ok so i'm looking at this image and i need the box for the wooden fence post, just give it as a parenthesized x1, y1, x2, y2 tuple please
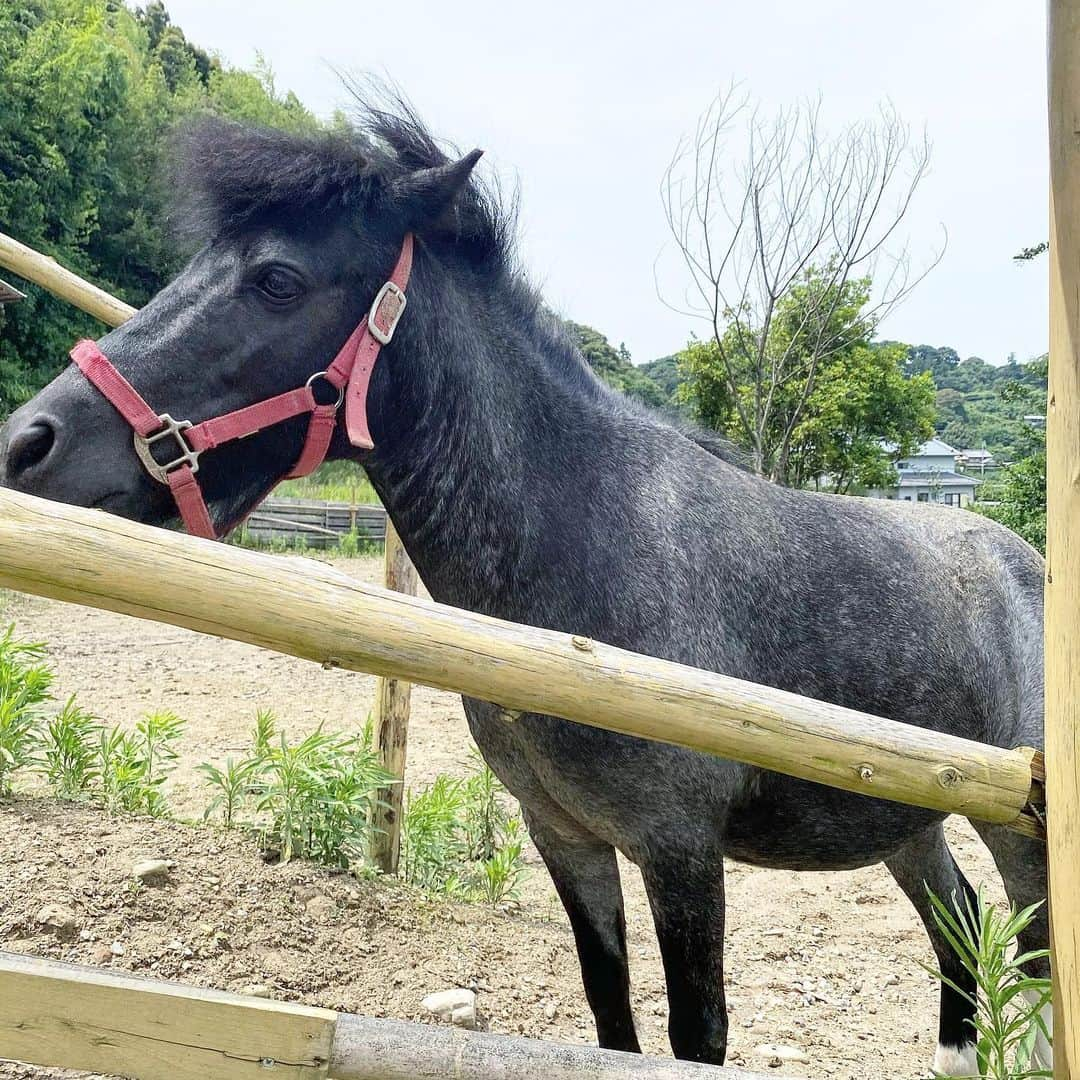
(370, 520, 419, 874)
(1047, 4, 1080, 1077)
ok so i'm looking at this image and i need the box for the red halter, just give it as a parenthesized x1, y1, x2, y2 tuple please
(70, 234, 414, 540)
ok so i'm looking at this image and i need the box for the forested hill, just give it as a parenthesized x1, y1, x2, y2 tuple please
(896, 344, 1047, 461)
(565, 323, 1047, 464)
(0, 0, 323, 412)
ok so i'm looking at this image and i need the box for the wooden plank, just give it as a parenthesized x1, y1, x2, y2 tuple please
(0, 278, 25, 305)
(370, 519, 420, 873)
(0, 950, 335, 1080)
(1047, 4, 1080, 1076)
(0, 488, 1043, 833)
(330, 1014, 771, 1079)
(0, 232, 135, 327)
(0, 952, 765, 1080)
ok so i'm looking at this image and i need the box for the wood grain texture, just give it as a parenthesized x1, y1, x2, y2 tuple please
(330, 1014, 773, 1079)
(1047, 5, 1080, 1076)
(370, 519, 419, 873)
(0, 950, 335, 1080)
(0, 488, 1041, 831)
(0, 231, 134, 328)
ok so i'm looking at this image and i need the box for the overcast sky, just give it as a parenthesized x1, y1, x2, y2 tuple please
(162, 0, 1048, 367)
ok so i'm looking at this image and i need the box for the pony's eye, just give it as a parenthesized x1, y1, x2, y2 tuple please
(256, 267, 303, 303)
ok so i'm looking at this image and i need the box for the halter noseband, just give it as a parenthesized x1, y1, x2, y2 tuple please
(70, 234, 414, 540)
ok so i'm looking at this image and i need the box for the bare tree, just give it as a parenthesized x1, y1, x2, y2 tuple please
(660, 90, 941, 480)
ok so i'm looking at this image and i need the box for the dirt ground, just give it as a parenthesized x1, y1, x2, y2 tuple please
(0, 553, 1009, 1079)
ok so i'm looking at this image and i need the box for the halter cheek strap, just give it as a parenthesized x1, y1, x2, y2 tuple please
(70, 234, 413, 541)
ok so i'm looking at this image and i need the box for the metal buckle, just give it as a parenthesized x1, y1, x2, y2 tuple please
(368, 281, 407, 345)
(306, 370, 346, 408)
(133, 414, 200, 484)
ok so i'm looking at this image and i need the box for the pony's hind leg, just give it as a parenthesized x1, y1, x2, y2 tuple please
(640, 844, 728, 1064)
(885, 825, 979, 1077)
(971, 820, 1052, 1070)
(524, 813, 641, 1053)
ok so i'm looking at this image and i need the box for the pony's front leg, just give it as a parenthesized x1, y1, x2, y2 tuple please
(525, 813, 641, 1053)
(641, 846, 728, 1064)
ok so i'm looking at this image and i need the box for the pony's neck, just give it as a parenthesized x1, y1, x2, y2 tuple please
(357, 256, 609, 617)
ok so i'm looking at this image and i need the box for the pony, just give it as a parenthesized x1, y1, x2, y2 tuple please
(0, 100, 1048, 1072)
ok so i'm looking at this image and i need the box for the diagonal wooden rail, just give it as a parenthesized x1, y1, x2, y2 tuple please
(0, 951, 772, 1080)
(0, 486, 1044, 835)
(0, 226, 421, 875)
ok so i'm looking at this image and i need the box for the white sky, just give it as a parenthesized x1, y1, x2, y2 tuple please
(162, 0, 1048, 366)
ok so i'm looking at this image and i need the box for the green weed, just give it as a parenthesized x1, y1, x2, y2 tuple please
(0, 626, 52, 795)
(927, 886, 1052, 1079)
(98, 710, 185, 816)
(42, 696, 100, 798)
(197, 710, 392, 868)
(402, 756, 528, 904)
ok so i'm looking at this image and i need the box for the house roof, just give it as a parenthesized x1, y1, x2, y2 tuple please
(896, 470, 980, 488)
(882, 437, 958, 458)
(912, 438, 958, 457)
(958, 448, 994, 460)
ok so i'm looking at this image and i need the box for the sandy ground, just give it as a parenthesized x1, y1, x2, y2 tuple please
(0, 554, 1009, 1079)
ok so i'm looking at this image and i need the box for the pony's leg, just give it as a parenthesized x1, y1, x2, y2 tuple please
(526, 815, 641, 1053)
(885, 826, 979, 1077)
(971, 821, 1052, 1070)
(640, 849, 727, 1064)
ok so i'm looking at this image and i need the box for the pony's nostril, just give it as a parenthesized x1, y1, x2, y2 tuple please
(7, 419, 58, 477)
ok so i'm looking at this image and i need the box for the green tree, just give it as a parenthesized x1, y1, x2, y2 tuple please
(0, 0, 321, 415)
(563, 321, 666, 407)
(678, 272, 935, 489)
(975, 356, 1047, 553)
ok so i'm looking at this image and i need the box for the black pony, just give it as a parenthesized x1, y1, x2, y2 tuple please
(0, 102, 1048, 1072)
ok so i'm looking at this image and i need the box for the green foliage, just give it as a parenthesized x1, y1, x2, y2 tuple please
(42, 696, 99, 798)
(678, 273, 935, 489)
(976, 452, 1047, 554)
(564, 321, 667, 407)
(902, 346, 1047, 463)
(198, 710, 393, 869)
(275, 461, 379, 505)
(926, 887, 1051, 1079)
(0, 0, 323, 414)
(98, 708, 184, 815)
(402, 756, 527, 904)
(197, 755, 258, 830)
(0, 626, 53, 795)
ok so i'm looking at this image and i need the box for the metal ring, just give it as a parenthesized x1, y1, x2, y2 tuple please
(306, 371, 345, 408)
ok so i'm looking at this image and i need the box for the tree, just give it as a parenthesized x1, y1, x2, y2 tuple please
(0, 0, 321, 415)
(563, 321, 666, 407)
(678, 274, 935, 490)
(660, 90, 939, 479)
(977, 452, 1046, 553)
(974, 355, 1046, 553)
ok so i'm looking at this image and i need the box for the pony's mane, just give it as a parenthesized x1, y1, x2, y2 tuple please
(166, 92, 749, 472)
(168, 93, 517, 275)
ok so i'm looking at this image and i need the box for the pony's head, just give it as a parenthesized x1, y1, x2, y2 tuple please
(0, 104, 493, 530)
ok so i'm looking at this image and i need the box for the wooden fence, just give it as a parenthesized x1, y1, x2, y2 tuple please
(1, 8, 1078, 1069)
(0, 486, 1046, 831)
(1, 951, 771, 1080)
(242, 497, 388, 548)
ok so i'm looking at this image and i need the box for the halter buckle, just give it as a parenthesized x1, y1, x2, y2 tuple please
(368, 281, 407, 345)
(306, 370, 346, 408)
(133, 414, 200, 484)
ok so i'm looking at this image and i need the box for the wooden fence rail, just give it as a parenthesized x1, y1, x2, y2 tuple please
(0, 486, 1044, 834)
(0, 951, 771, 1080)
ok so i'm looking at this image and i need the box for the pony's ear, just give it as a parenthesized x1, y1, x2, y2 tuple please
(386, 149, 484, 230)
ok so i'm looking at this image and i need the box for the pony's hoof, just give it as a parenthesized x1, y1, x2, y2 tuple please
(932, 1042, 978, 1077)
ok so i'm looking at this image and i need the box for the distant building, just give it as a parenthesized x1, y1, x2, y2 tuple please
(956, 447, 997, 473)
(867, 438, 980, 507)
